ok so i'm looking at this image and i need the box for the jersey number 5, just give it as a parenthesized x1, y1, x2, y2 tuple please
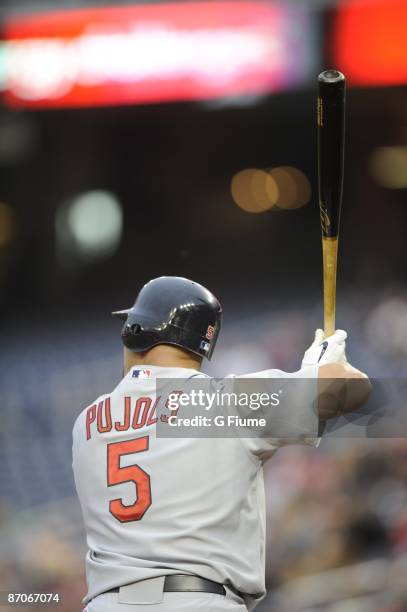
(107, 437, 151, 522)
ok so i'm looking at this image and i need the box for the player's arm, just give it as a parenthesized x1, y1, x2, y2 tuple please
(317, 362, 371, 420)
(302, 328, 372, 420)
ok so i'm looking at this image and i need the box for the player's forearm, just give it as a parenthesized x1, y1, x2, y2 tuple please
(317, 362, 372, 420)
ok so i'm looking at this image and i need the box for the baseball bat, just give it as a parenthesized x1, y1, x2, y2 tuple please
(317, 70, 346, 337)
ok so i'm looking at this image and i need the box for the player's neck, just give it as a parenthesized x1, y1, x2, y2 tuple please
(123, 345, 202, 375)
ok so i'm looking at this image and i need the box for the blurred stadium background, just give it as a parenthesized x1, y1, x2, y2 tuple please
(0, 0, 406, 610)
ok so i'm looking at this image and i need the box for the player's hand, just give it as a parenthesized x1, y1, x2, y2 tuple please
(301, 328, 348, 368)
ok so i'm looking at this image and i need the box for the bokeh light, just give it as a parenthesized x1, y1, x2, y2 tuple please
(1, 3, 317, 109)
(231, 166, 311, 213)
(231, 168, 277, 213)
(270, 166, 311, 209)
(369, 146, 407, 189)
(56, 190, 123, 262)
(365, 297, 407, 357)
(0, 201, 16, 247)
(333, 0, 407, 87)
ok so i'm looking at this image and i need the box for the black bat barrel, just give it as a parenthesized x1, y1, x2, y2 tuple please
(317, 70, 346, 239)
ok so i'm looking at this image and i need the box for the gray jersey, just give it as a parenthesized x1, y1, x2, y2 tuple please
(72, 365, 319, 609)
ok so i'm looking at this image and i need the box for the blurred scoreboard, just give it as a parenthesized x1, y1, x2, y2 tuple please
(0, 2, 317, 109)
(332, 0, 407, 87)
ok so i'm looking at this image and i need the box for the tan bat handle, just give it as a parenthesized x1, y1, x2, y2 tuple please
(322, 237, 338, 337)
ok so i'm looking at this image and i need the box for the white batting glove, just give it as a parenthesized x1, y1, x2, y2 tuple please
(301, 329, 348, 368)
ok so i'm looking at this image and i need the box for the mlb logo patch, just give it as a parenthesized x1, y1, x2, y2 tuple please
(132, 369, 152, 379)
(200, 340, 210, 353)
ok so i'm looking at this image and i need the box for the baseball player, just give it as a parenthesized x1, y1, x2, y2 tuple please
(72, 276, 371, 612)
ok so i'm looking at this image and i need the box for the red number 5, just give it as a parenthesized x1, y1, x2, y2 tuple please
(107, 437, 151, 522)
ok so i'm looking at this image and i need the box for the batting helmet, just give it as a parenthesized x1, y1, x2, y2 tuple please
(112, 276, 222, 360)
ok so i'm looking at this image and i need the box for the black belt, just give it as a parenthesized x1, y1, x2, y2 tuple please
(106, 574, 226, 596)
